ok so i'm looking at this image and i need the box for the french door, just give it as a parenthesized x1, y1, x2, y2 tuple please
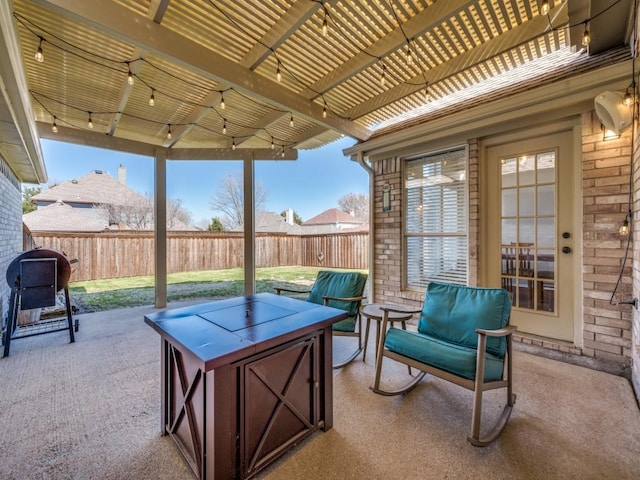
(484, 131, 576, 341)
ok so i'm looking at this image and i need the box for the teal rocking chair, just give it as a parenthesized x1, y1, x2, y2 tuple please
(371, 282, 516, 446)
(275, 270, 368, 368)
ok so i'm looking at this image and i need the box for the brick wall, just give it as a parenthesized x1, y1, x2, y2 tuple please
(581, 111, 633, 368)
(0, 155, 24, 327)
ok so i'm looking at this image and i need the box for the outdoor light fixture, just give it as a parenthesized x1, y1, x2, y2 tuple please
(290, 113, 294, 127)
(166, 124, 172, 140)
(620, 210, 631, 236)
(232, 137, 236, 150)
(51, 117, 58, 133)
(222, 119, 227, 134)
(127, 63, 135, 85)
(148, 89, 155, 106)
(322, 103, 327, 118)
(582, 22, 591, 46)
(34, 37, 44, 63)
(276, 61, 282, 82)
(271, 137, 275, 149)
(406, 44, 413, 64)
(87, 112, 93, 129)
(623, 84, 635, 107)
(540, 0, 550, 15)
(220, 92, 225, 110)
(380, 63, 386, 87)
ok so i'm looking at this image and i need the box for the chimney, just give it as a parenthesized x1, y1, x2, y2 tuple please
(117, 164, 126, 185)
(286, 208, 294, 225)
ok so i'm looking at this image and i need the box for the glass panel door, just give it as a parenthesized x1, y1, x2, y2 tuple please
(500, 151, 556, 313)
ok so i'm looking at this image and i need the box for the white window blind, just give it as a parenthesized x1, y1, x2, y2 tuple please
(404, 147, 468, 289)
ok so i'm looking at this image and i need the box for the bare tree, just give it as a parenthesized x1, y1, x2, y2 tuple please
(209, 173, 268, 228)
(338, 192, 369, 221)
(100, 193, 193, 230)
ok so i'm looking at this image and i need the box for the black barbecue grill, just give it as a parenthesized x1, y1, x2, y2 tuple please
(3, 248, 79, 357)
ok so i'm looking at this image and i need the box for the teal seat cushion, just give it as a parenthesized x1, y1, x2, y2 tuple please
(418, 282, 512, 358)
(333, 316, 356, 333)
(385, 327, 505, 381)
(306, 270, 367, 317)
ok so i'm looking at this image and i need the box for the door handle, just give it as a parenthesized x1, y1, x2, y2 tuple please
(562, 246, 571, 254)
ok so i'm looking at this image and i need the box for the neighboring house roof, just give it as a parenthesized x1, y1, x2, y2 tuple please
(303, 208, 366, 226)
(33, 170, 147, 207)
(23, 201, 109, 232)
(256, 212, 303, 234)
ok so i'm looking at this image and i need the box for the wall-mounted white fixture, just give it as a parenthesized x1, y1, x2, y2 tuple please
(594, 91, 633, 135)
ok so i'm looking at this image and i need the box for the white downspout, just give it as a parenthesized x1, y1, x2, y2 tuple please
(355, 152, 375, 303)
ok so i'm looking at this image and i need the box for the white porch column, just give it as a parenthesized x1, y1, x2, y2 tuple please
(243, 155, 256, 294)
(154, 149, 167, 307)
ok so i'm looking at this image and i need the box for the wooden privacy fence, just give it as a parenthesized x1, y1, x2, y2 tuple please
(29, 231, 369, 282)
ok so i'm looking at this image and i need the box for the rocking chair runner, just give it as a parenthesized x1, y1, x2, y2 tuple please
(275, 270, 367, 368)
(371, 282, 516, 446)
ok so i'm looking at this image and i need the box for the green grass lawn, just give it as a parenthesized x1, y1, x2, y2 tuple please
(69, 266, 367, 312)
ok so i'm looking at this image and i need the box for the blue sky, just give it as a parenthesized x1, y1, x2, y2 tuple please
(38, 136, 369, 224)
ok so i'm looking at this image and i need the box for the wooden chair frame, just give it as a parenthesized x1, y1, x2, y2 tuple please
(274, 286, 365, 369)
(371, 305, 517, 447)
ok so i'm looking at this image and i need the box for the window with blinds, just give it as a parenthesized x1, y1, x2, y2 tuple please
(404, 146, 468, 289)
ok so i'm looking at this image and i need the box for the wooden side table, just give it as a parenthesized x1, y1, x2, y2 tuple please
(360, 304, 415, 362)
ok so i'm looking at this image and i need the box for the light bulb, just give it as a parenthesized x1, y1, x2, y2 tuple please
(222, 120, 227, 135)
(127, 70, 134, 85)
(281, 148, 285, 158)
(290, 113, 294, 128)
(623, 88, 634, 107)
(380, 64, 386, 87)
(232, 138, 236, 150)
(35, 38, 44, 63)
(620, 220, 630, 236)
(166, 125, 172, 140)
(148, 90, 155, 106)
(582, 23, 590, 46)
(322, 16, 328, 36)
(220, 93, 225, 110)
(406, 45, 412, 65)
(323, 104, 327, 118)
(276, 63, 282, 82)
(271, 138, 275, 149)
(87, 113, 93, 129)
(51, 117, 58, 133)
(540, 0, 550, 15)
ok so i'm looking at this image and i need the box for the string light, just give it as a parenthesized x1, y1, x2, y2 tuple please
(231, 137, 236, 150)
(276, 61, 282, 82)
(220, 92, 225, 110)
(51, 116, 58, 133)
(405, 43, 413, 65)
(87, 112, 93, 129)
(322, 102, 327, 118)
(281, 147, 285, 158)
(290, 113, 294, 127)
(34, 36, 44, 63)
(582, 22, 591, 46)
(322, 5, 328, 37)
(271, 137, 275, 149)
(166, 124, 172, 140)
(222, 119, 227, 134)
(127, 64, 135, 85)
(540, 0, 550, 16)
(148, 89, 155, 106)
(380, 63, 386, 87)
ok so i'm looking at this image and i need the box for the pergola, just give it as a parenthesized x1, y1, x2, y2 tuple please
(0, 0, 632, 306)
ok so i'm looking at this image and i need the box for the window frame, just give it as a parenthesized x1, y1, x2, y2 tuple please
(402, 145, 470, 292)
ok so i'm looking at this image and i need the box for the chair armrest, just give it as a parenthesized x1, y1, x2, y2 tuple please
(475, 325, 517, 337)
(322, 295, 366, 304)
(274, 286, 311, 295)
